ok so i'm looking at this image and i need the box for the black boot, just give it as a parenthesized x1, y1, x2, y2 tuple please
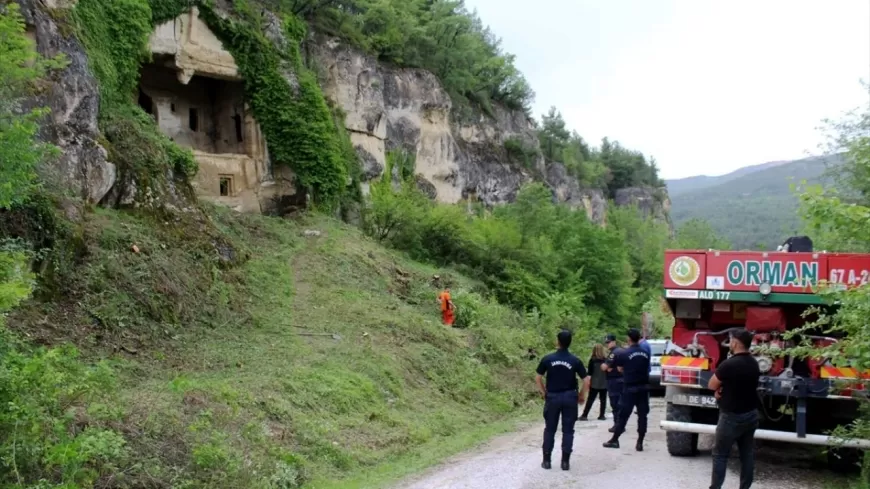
(602, 436, 620, 449)
(578, 414, 588, 421)
(561, 452, 570, 471)
(541, 451, 551, 470)
(636, 434, 645, 452)
(608, 426, 616, 433)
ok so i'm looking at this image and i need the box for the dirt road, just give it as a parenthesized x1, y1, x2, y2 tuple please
(394, 398, 847, 489)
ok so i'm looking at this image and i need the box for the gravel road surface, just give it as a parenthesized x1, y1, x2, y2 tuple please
(394, 398, 848, 489)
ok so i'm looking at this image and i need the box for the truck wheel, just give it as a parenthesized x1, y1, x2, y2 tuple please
(665, 403, 699, 457)
(827, 447, 862, 473)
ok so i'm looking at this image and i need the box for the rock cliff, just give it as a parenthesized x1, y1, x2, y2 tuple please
(18, 0, 115, 204)
(309, 38, 612, 221)
(16, 0, 667, 226)
(615, 186, 673, 232)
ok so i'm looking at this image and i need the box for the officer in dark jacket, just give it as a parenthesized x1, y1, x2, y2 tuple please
(535, 329, 589, 471)
(603, 328, 651, 451)
(602, 334, 624, 432)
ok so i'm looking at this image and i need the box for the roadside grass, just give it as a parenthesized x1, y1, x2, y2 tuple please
(826, 477, 866, 489)
(311, 414, 538, 489)
(7, 205, 546, 487)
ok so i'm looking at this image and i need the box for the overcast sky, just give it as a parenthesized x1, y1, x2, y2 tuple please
(464, 0, 870, 180)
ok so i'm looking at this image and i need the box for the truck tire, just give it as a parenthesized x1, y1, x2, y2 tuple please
(665, 403, 699, 457)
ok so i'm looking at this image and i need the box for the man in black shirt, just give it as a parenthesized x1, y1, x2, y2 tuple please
(707, 329, 761, 489)
(602, 328, 650, 451)
(535, 329, 589, 471)
(602, 333, 624, 432)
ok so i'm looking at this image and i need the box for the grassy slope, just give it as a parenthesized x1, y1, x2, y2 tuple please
(9, 206, 541, 488)
(667, 155, 842, 249)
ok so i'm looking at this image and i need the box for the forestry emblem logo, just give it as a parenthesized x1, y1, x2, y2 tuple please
(669, 256, 700, 287)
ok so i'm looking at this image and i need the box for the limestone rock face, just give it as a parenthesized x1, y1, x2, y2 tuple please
(308, 38, 672, 226)
(309, 38, 634, 223)
(16, 1, 669, 224)
(545, 163, 607, 223)
(310, 39, 560, 208)
(614, 186, 673, 233)
(17, 0, 115, 204)
(145, 7, 295, 213)
(148, 6, 241, 83)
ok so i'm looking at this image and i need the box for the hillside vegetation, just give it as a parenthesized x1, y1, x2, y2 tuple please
(793, 102, 870, 484)
(0, 189, 679, 488)
(5, 202, 554, 488)
(667, 155, 843, 250)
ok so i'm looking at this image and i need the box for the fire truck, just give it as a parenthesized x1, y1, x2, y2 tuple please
(659, 237, 870, 470)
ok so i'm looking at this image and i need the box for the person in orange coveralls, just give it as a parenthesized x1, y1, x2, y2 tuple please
(438, 288, 455, 326)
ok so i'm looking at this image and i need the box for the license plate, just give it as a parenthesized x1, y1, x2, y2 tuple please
(670, 392, 718, 408)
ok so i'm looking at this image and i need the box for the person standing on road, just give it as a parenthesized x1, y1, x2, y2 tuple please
(579, 343, 608, 421)
(639, 335, 652, 368)
(535, 329, 589, 471)
(602, 334, 624, 432)
(707, 330, 761, 489)
(602, 328, 651, 451)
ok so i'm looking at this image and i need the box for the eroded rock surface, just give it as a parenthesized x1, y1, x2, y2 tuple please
(17, 0, 115, 204)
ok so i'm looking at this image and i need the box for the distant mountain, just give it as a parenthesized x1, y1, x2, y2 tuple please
(667, 160, 798, 197)
(666, 154, 844, 250)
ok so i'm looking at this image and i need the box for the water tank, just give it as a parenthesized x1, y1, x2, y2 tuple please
(780, 236, 813, 253)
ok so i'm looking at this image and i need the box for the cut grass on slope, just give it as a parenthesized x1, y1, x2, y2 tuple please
(9, 205, 546, 488)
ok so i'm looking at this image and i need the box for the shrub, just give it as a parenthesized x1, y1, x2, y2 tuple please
(503, 137, 539, 169)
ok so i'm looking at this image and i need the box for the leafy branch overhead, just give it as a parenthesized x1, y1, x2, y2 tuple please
(783, 100, 870, 462)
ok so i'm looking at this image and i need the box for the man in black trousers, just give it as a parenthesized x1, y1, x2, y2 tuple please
(603, 333, 624, 432)
(602, 328, 650, 451)
(707, 330, 761, 489)
(535, 329, 589, 471)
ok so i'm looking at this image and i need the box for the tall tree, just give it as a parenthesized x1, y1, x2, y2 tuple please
(538, 107, 570, 162)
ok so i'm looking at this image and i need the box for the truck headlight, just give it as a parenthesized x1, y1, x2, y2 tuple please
(755, 355, 772, 373)
(759, 282, 772, 296)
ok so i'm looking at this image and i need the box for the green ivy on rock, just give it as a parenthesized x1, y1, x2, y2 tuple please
(72, 0, 196, 205)
(148, 0, 191, 25)
(73, 0, 355, 207)
(199, 2, 350, 207)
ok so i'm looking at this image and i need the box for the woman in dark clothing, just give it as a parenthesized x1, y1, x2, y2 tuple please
(579, 343, 608, 421)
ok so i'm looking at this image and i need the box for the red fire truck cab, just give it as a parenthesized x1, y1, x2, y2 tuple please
(659, 237, 870, 470)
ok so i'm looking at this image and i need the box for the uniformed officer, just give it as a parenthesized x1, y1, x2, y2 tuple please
(535, 329, 589, 471)
(603, 328, 651, 451)
(602, 334, 624, 433)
